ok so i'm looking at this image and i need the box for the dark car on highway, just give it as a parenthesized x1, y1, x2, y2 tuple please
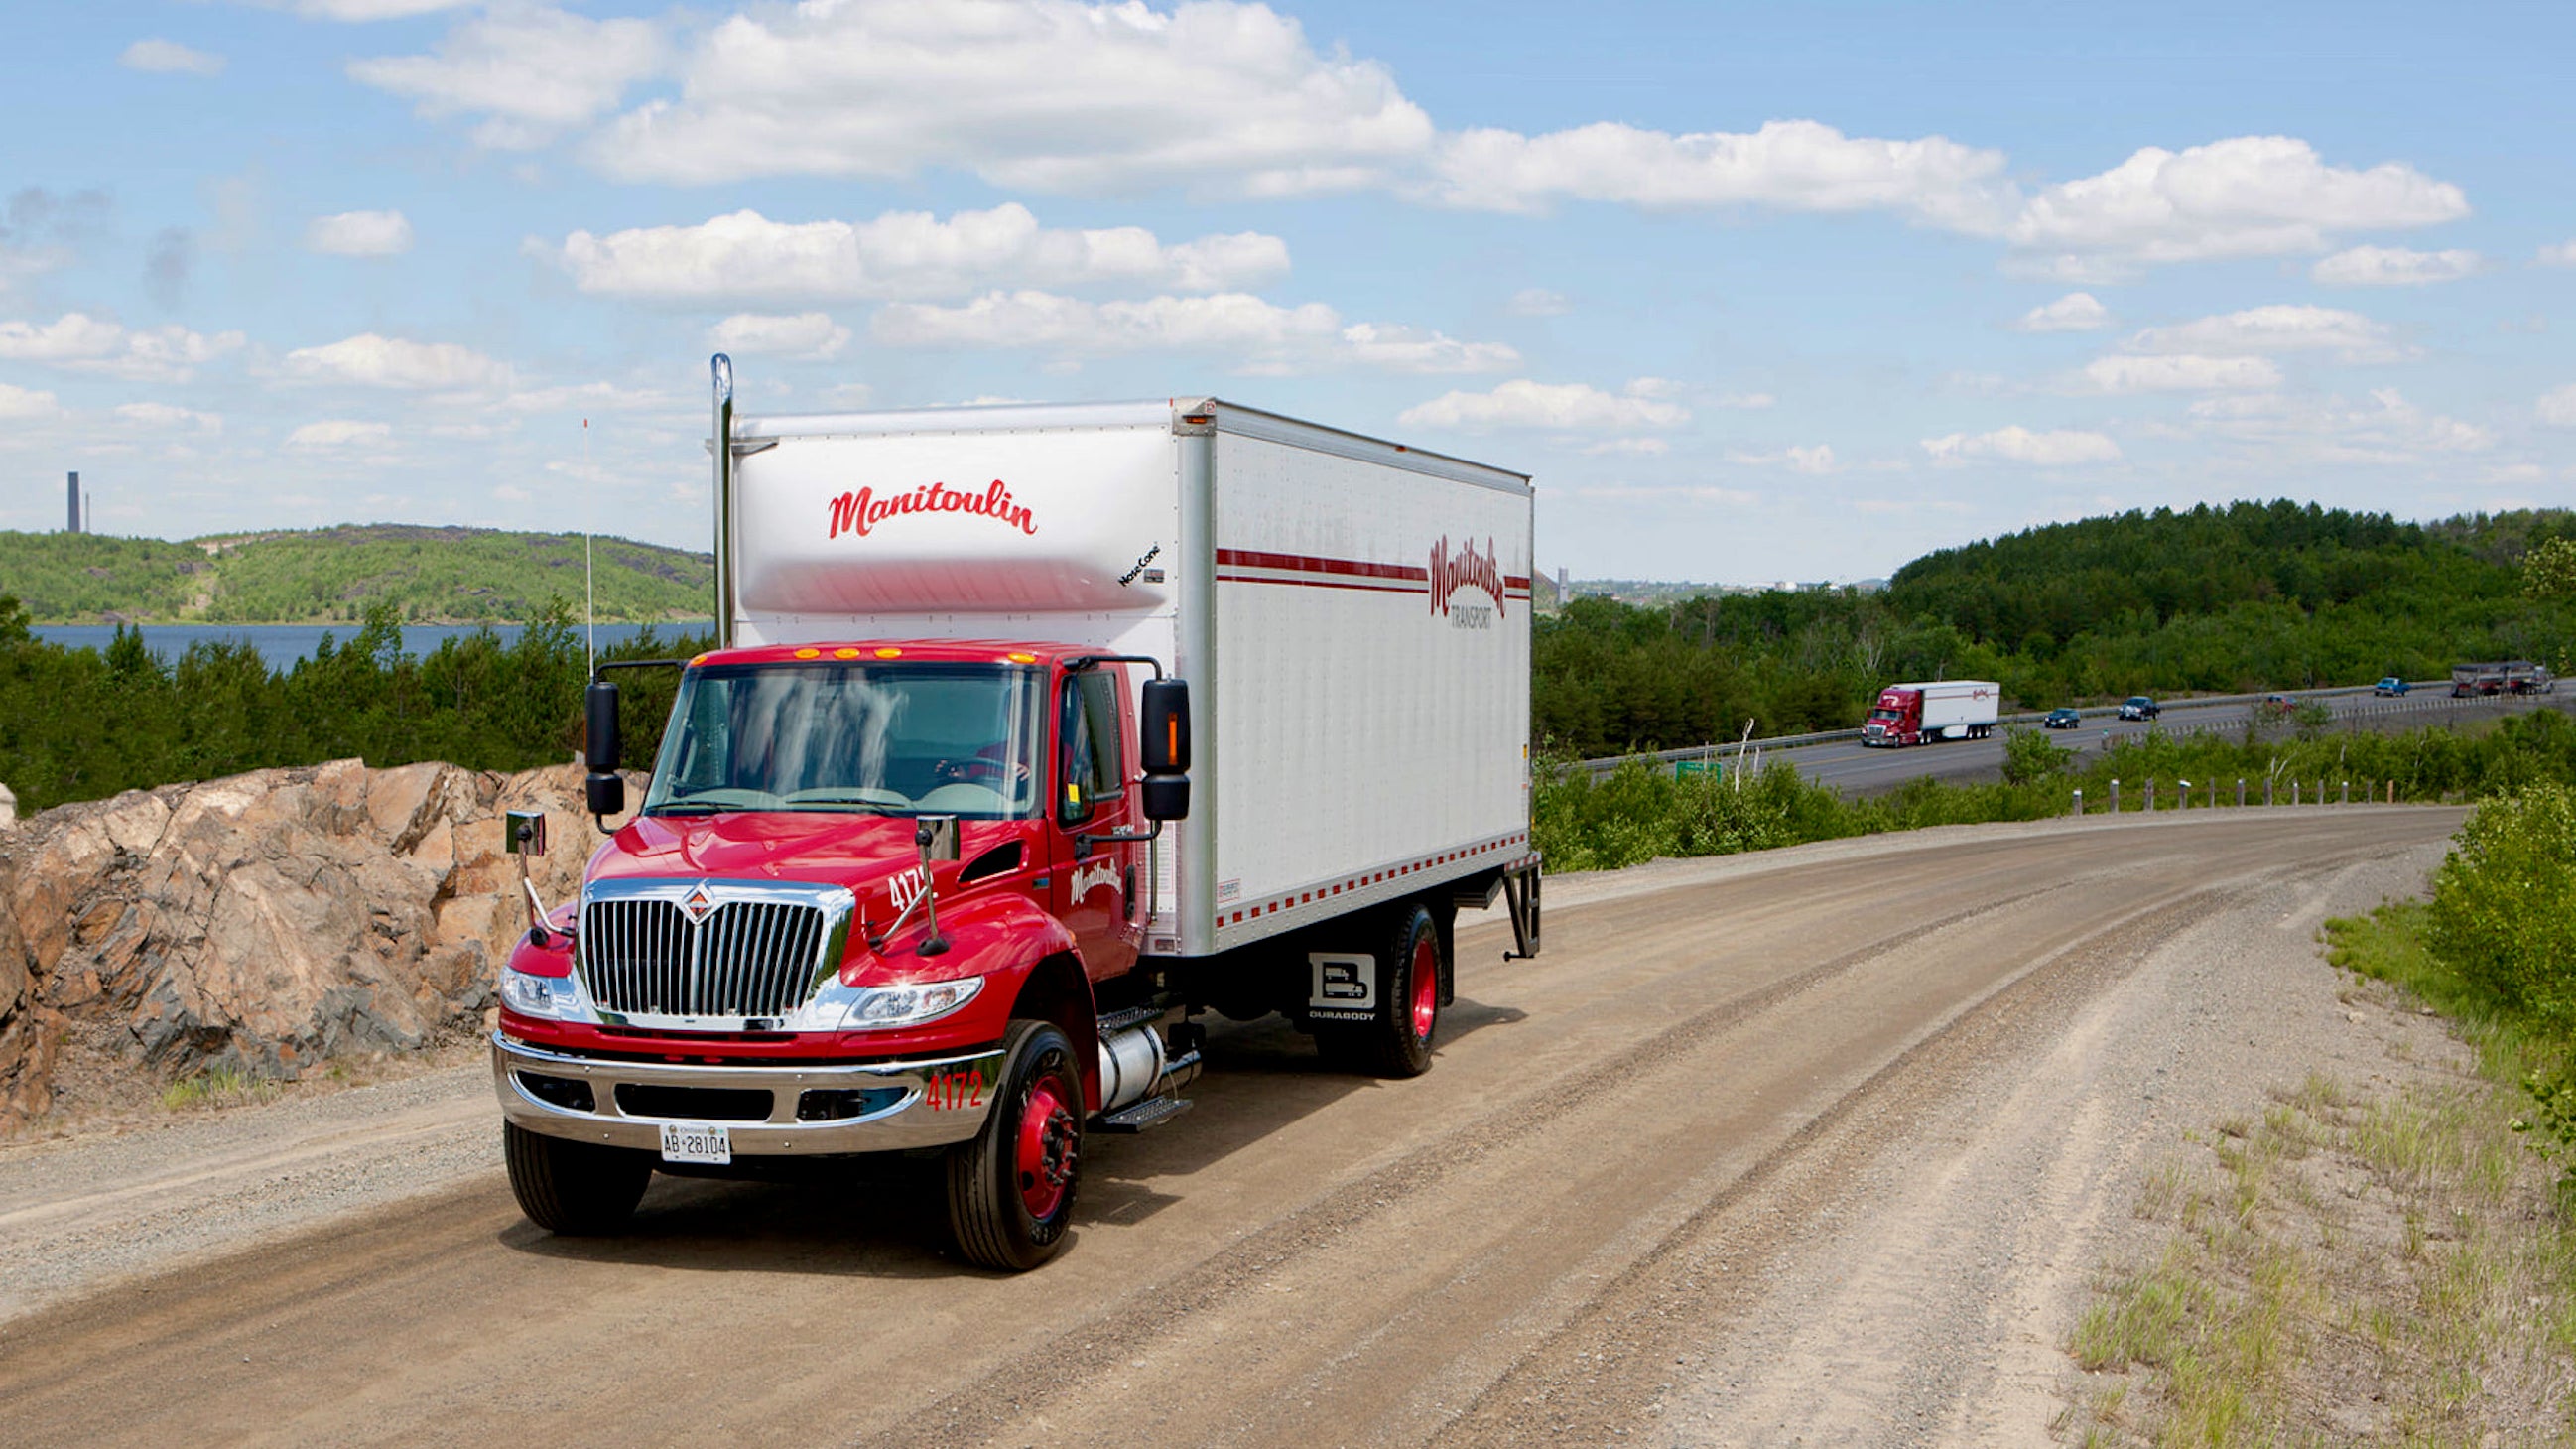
(2043, 708, 2081, 729)
(2117, 696, 2160, 721)
(2374, 677, 2409, 696)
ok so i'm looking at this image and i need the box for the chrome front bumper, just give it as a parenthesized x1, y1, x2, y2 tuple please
(491, 1031, 1008, 1156)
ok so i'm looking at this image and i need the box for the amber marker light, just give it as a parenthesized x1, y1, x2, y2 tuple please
(834, 647, 861, 659)
(793, 647, 821, 659)
(874, 647, 903, 658)
(1007, 652, 1038, 664)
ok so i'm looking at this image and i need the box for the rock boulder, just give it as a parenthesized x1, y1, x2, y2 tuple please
(0, 759, 609, 1128)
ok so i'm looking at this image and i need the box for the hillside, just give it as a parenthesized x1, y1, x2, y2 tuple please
(0, 525, 712, 624)
(1536, 501, 2576, 758)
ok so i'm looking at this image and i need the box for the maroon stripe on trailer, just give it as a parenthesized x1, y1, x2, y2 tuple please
(1216, 548, 1430, 583)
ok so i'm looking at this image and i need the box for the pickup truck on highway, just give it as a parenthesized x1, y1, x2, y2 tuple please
(489, 364, 1543, 1269)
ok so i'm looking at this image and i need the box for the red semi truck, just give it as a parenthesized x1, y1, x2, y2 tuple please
(490, 361, 1542, 1269)
(1860, 680, 2000, 746)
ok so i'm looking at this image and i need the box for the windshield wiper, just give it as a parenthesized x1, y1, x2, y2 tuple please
(644, 802, 727, 816)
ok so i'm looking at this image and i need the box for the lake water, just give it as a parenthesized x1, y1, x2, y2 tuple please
(32, 621, 714, 667)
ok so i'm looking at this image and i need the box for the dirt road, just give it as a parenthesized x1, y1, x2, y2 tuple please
(0, 808, 2463, 1447)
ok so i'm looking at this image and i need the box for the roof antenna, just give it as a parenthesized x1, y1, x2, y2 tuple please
(583, 417, 596, 679)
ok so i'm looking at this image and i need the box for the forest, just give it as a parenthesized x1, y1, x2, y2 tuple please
(0, 524, 712, 624)
(1537, 501, 2576, 759)
(4, 499, 2573, 817)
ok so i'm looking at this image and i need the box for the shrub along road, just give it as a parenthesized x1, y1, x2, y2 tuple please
(0, 809, 2473, 1446)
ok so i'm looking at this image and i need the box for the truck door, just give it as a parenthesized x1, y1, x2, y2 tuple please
(1051, 665, 1142, 981)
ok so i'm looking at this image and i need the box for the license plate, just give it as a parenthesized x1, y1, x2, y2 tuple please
(658, 1121, 731, 1164)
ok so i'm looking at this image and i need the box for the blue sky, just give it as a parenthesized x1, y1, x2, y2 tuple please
(3, 0, 2572, 583)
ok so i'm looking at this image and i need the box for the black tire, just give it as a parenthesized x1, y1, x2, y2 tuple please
(1315, 903, 1442, 1079)
(946, 1020, 1085, 1272)
(504, 1120, 654, 1235)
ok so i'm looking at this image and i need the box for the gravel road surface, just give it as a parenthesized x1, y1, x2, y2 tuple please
(0, 807, 2464, 1447)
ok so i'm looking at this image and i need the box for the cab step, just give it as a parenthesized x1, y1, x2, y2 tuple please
(1095, 1094, 1193, 1133)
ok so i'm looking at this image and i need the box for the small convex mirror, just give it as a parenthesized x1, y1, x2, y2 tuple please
(916, 814, 961, 862)
(504, 810, 547, 856)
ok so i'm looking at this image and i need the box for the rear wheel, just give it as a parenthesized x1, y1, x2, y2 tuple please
(503, 1121, 654, 1235)
(946, 1019, 1084, 1271)
(1316, 903, 1442, 1078)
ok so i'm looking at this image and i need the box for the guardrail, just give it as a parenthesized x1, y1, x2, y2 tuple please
(1572, 679, 2490, 780)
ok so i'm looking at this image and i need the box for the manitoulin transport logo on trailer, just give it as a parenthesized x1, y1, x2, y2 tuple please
(1428, 535, 1505, 619)
(827, 480, 1039, 540)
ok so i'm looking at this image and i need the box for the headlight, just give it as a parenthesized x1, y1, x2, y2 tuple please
(499, 969, 572, 1018)
(842, 976, 983, 1029)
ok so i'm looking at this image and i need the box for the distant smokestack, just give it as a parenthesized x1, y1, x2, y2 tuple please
(66, 471, 80, 534)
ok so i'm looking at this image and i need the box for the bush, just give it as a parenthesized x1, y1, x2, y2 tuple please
(2425, 783, 2576, 1028)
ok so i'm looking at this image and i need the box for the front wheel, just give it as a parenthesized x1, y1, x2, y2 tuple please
(1316, 903, 1443, 1079)
(946, 1019, 1085, 1271)
(504, 1121, 654, 1235)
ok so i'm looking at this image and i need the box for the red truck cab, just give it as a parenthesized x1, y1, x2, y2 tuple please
(493, 639, 1176, 1268)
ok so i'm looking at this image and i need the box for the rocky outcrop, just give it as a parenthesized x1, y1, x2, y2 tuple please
(0, 759, 605, 1128)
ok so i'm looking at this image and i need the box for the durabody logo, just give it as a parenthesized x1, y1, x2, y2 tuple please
(827, 479, 1037, 540)
(1429, 534, 1505, 627)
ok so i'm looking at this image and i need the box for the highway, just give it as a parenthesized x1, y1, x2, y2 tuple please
(1624, 686, 2573, 796)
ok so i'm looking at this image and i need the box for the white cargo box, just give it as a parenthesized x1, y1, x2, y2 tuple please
(723, 399, 1534, 959)
(1895, 679, 2001, 732)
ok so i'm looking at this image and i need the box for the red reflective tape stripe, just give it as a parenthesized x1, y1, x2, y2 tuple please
(1216, 548, 1429, 582)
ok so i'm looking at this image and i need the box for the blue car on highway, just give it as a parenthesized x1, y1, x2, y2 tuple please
(2042, 708, 2081, 729)
(2374, 677, 2409, 696)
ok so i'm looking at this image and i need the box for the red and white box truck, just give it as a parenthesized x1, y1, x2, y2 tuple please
(491, 361, 1542, 1268)
(1861, 680, 2000, 746)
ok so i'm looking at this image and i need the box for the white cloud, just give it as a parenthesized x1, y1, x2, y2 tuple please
(1398, 379, 1689, 431)
(2185, 387, 2492, 461)
(349, 5, 668, 149)
(0, 313, 244, 382)
(286, 420, 392, 449)
(1714, 391, 1776, 410)
(1583, 437, 1670, 456)
(492, 483, 533, 504)
(1728, 444, 1838, 473)
(1336, 322, 1520, 373)
(2311, 245, 2483, 286)
(2538, 241, 2576, 268)
(1434, 118, 2008, 225)
(586, 0, 1433, 193)
(1507, 288, 1570, 317)
(0, 383, 62, 420)
(284, 332, 512, 390)
(2084, 354, 2284, 393)
(1921, 426, 2120, 465)
(306, 209, 414, 257)
(2540, 384, 2576, 429)
(1568, 483, 1758, 507)
(114, 401, 223, 434)
(120, 39, 226, 76)
(2003, 136, 2469, 280)
(244, 0, 475, 18)
(0, 312, 125, 361)
(539, 204, 1288, 303)
(499, 380, 681, 414)
(2125, 305, 2399, 361)
(708, 311, 850, 360)
(872, 290, 1515, 374)
(2014, 292, 2111, 332)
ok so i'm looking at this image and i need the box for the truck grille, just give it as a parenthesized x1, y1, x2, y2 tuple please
(580, 896, 831, 1019)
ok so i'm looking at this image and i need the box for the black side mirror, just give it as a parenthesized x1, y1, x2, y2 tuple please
(585, 679, 625, 820)
(1141, 678, 1191, 773)
(1140, 677, 1190, 822)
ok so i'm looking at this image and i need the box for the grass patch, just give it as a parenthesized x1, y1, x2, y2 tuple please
(157, 1063, 280, 1112)
(2059, 907, 2576, 1445)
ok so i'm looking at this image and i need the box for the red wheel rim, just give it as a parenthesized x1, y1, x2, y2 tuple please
(1409, 933, 1439, 1042)
(1014, 1075, 1078, 1221)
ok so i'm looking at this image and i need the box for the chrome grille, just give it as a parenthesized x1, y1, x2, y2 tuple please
(580, 895, 831, 1019)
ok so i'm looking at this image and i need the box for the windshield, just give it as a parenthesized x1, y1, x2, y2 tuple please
(643, 662, 1043, 818)
(1868, 707, 1902, 720)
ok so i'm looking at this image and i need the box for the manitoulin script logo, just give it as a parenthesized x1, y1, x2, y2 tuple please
(1428, 535, 1505, 619)
(827, 479, 1038, 540)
